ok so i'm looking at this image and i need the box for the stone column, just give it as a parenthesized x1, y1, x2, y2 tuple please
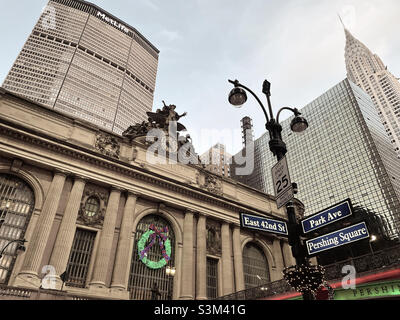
(49, 176, 86, 289)
(282, 241, 296, 268)
(111, 192, 138, 296)
(196, 214, 207, 300)
(221, 222, 234, 295)
(232, 226, 245, 292)
(89, 187, 121, 289)
(180, 210, 194, 300)
(271, 238, 285, 281)
(17, 170, 68, 287)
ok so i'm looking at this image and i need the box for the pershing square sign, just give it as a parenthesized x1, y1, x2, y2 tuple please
(305, 222, 370, 256)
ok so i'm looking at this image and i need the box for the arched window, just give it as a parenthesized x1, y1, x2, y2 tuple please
(243, 242, 270, 289)
(0, 174, 35, 284)
(128, 214, 175, 300)
(83, 196, 100, 217)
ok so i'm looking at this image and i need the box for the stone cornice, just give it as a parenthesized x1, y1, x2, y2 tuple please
(53, 168, 70, 177)
(126, 191, 140, 198)
(0, 118, 285, 222)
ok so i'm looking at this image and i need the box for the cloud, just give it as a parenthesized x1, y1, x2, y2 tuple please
(139, 0, 159, 11)
(159, 29, 181, 42)
(1, 0, 399, 155)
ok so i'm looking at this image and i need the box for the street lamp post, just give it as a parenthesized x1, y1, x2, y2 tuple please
(228, 79, 317, 300)
(166, 266, 176, 300)
(0, 239, 27, 259)
(369, 235, 377, 255)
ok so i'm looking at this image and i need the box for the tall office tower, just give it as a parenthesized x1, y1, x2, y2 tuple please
(241, 116, 254, 147)
(231, 79, 400, 240)
(200, 143, 232, 178)
(344, 27, 400, 159)
(2, 0, 159, 135)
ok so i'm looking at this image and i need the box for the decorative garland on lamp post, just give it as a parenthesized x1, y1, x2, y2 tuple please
(283, 264, 326, 296)
(138, 224, 171, 269)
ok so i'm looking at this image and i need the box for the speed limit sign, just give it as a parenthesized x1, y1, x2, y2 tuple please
(271, 156, 294, 209)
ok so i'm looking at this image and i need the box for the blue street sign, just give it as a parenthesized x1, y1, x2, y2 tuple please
(301, 199, 353, 234)
(306, 222, 370, 256)
(240, 213, 288, 236)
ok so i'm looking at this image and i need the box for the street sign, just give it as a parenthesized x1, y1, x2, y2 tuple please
(301, 199, 353, 234)
(271, 156, 294, 209)
(240, 213, 288, 236)
(305, 222, 370, 256)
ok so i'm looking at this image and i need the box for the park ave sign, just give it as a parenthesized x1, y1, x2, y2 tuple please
(301, 199, 353, 234)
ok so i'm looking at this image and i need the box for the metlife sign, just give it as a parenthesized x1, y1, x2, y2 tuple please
(305, 222, 370, 256)
(96, 11, 131, 35)
(240, 213, 288, 236)
(301, 199, 353, 234)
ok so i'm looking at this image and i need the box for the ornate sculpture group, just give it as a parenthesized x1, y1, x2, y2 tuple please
(122, 101, 203, 163)
(122, 101, 188, 140)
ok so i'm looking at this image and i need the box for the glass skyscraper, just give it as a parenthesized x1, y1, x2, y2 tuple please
(231, 79, 400, 240)
(2, 0, 159, 135)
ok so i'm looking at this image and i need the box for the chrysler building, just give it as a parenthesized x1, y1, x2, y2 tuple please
(344, 26, 400, 159)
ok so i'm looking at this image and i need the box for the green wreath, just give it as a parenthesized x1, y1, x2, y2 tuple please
(138, 229, 172, 269)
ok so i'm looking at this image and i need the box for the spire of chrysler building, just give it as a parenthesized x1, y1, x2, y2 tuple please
(343, 23, 400, 159)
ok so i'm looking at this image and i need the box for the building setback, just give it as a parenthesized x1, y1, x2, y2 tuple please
(344, 27, 400, 159)
(200, 143, 232, 178)
(231, 79, 400, 240)
(2, 0, 159, 135)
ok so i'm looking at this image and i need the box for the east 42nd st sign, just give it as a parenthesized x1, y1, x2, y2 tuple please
(240, 213, 288, 236)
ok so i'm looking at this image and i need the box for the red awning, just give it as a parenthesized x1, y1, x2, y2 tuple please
(264, 268, 400, 300)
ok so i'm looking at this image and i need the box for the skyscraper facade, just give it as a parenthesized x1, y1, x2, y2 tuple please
(2, 0, 159, 135)
(344, 28, 400, 159)
(231, 79, 400, 240)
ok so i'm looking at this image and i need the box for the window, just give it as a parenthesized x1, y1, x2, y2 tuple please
(128, 215, 175, 300)
(65, 228, 96, 288)
(83, 196, 100, 217)
(243, 243, 270, 289)
(0, 174, 35, 284)
(207, 257, 219, 299)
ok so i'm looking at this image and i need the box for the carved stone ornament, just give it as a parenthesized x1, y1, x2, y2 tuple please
(78, 189, 108, 226)
(198, 172, 223, 196)
(206, 222, 222, 256)
(95, 132, 120, 159)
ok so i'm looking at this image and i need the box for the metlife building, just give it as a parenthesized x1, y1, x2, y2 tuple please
(2, 0, 159, 135)
(231, 79, 400, 241)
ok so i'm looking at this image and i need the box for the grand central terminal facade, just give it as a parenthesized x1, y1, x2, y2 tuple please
(0, 89, 302, 300)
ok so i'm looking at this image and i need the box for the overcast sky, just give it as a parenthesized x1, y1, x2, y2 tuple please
(0, 0, 399, 154)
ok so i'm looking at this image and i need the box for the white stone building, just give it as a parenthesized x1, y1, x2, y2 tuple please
(344, 27, 400, 159)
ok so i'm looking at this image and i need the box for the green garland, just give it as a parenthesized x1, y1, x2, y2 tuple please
(138, 230, 172, 269)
